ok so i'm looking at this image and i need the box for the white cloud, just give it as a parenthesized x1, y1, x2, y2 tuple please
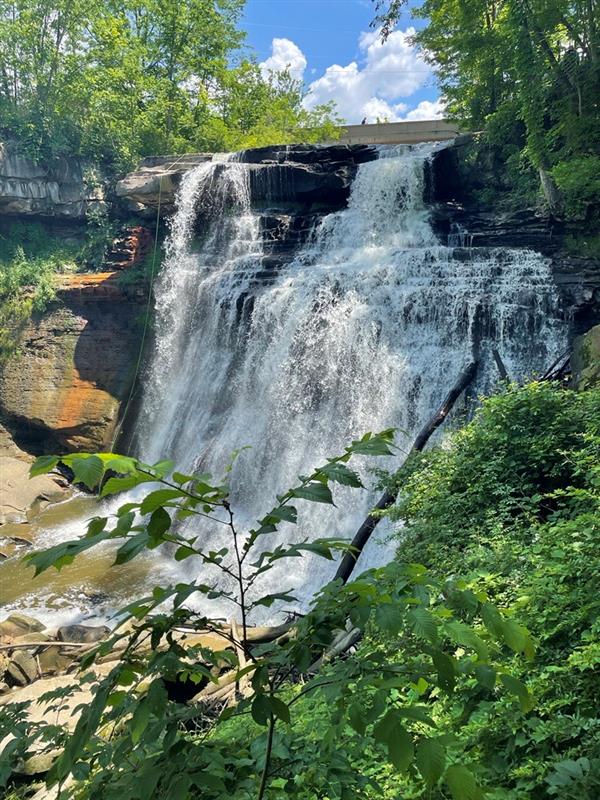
(303, 27, 431, 123)
(401, 98, 446, 121)
(259, 38, 307, 82)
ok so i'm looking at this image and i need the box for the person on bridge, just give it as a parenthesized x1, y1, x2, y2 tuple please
(361, 116, 367, 124)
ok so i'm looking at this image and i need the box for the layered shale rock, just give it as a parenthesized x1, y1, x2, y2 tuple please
(429, 140, 600, 336)
(0, 142, 104, 218)
(0, 272, 145, 453)
(116, 144, 377, 216)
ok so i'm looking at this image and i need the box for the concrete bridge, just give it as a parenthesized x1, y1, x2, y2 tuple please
(335, 119, 463, 146)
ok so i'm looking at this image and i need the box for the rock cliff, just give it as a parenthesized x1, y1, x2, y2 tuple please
(0, 272, 145, 453)
(1, 139, 599, 461)
(429, 139, 600, 337)
(0, 142, 104, 218)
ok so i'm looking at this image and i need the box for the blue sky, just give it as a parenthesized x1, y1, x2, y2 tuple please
(240, 0, 443, 124)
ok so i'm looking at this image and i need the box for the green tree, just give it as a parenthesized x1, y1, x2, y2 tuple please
(372, 0, 600, 216)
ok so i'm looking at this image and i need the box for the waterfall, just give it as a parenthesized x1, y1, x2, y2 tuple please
(126, 142, 565, 616)
(1, 143, 567, 626)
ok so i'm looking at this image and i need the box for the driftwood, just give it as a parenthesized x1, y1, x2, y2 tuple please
(334, 360, 478, 585)
(540, 350, 571, 382)
(492, 349, 510, 381)
(0, 641, 91, 651)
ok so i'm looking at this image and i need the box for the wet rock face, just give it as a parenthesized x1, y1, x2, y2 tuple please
(0, 275, 145, 453)
(116, 144, 378, 216)
(0, 142, 104, 218)
(429, 141, 600, 337)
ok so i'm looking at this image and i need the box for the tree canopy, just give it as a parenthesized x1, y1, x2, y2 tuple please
(373, 0, 600, 217)
(0, 0, 339, 169)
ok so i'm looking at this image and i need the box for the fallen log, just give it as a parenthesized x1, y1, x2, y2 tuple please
(492, 349, 510, 381)
(334, 360, 478, 585)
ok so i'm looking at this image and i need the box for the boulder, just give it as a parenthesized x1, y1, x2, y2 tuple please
(0, 457, 67, 525)
(6, 650, 40, 685)
(57, 624, 110, 644)
(0, 613, 45, 640)
(37, 648, 75, 676)
(115, 154, 212, 215)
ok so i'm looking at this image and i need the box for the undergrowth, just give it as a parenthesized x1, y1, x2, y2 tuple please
(207, 383, 600, 799)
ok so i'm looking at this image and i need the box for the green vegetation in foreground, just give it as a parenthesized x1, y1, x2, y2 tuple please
(374, 0, 600, 220)
(0, 0, 339, 171)
(1, 383, 599, 798)
(381, 381, 600, 797)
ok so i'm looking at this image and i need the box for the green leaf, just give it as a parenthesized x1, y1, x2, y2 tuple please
(291, 482, 334, 505)
(445, 621, 489, 660)
(389, 724, 414, 771)
(151, 459, 175, 478)
(25, 531, 110, 576)
(375, 603, 403, 635)
(474, 664, 496, 691)
(431, 649, 457, 692)
(101, 472, 154, 497)
(500, 673, 534, 712)
(348, 704, 366, 735)
(140, 488, 183, 515)
(320, 462, 364, 487)
(269, 696, 290, 723)
(481, 602, 505, 640)
(408, 607, 438, 643)
(114, 533, 150, 565)
(130, 698, 151, 744)
(374, 710, 414, 769)
(270, 505, 298, 523)
(501, 618, 535, 660)
(444, 765, 485, 800)
(29, 455, 58, 478)
(251, 693, 272, 726)
(147, 507, 171, 540)
(87, 517, 107, 536)
(416, 738, 446, 785)
(172, 471, 194, 484)
(252, 591, 298, 608)
(174, 545, 196, 561)
(397, 706, 436, 727)
(67, 455, 105, 489)
(97, 454, 138, 474)
(351, 433, 394, 456)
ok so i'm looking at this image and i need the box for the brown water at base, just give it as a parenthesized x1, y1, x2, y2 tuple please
(0, 496, 156, 626)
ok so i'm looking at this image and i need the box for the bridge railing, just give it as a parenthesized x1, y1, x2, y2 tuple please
(334, 119, 463, 146)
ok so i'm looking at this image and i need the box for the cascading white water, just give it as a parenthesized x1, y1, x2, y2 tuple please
(127, 142, 566, 616)
(1, 143, 567, 625)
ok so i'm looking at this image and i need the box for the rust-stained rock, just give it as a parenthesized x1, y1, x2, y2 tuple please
(105, 225, 153, 269)
(0, 271, 145, 452)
